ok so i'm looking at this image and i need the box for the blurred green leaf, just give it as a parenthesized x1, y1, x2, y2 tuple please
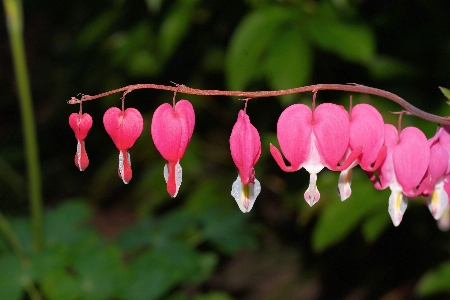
(77, 9, 119, 49)
(199, 208, 257, 255)
(265, 27, 312, 104)
(416, 260, 450, 296)
(361, 208, 390, 243)
(439, 86, 450, 105)
(116, 218, 154, 251)
(158, 0, 201, 59)
(312, 170, 388, 251)
(369, 56, 416, 80)
(122, 241, 202, 300)
(306, 16, 374, 64)
(194, 291, 234, 300)
(74, 245, 126, 300)
(0, 254, 24, 300)
(226, 6, 296, 90)
(44, 200, 95, 248)
(41, 270, 81, 300)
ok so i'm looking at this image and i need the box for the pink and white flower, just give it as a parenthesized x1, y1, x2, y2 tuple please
(270, 103, 362, 206)
(69, 112, 93, 171)
(103, 107, 143, 184)
(151, 100, 195, 197)
(229, 110, 261, 212)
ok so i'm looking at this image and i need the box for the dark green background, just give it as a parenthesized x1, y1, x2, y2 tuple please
(1, 0, 450, 299)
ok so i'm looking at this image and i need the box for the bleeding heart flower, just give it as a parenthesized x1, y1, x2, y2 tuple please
(151, 99, 195, 197)
(367, 124, 430, 226)
(103, 107, 143, 184)
(423, 126, 450, 220)
(338, 104, 386, 200)
(229, 110, 261, 212)
(69, 112, 93, 171)
(270, 103, 362, 206)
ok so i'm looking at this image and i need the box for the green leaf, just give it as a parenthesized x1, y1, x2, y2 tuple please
(74, 245, 126, 300)
(265, 27, 312, 104)
(0, 254, 25, 300)
(121, 241, 202, 300)
(194, 291, 234, 300)
(158, 0, 201, 59)
(312, 170, 388, 251)
(226, 6, 296, 90)
(40, 270, 81, 300)
(44, 200, 94, 248)
(416, 260, 450, 296)
(439, 86, 450, 105)
(361, 209, 390, 243)
(200, 208, 257, 255)
(306, 16, 374, 64)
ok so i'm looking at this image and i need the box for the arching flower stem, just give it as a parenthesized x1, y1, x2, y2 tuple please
(68, 83, 450, 125)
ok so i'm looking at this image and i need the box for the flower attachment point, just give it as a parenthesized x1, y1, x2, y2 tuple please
(230, 110, 261, 212)
(151, 99, 195, 197)
(103, 107, 143, 184)
(69, 112, 93, 171)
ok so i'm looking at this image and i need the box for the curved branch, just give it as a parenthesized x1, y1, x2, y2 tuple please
(67, 83, 450, 125)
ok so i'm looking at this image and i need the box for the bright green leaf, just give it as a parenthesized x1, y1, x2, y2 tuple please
(226, 6, 296, 90)
(416, 260, 450, 296)
(265, 27, 312, 104)
(439, 87, 450, 105)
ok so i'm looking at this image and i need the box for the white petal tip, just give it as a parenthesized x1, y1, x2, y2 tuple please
(231, 175, 260, 213)
(388, 190, 407, 227)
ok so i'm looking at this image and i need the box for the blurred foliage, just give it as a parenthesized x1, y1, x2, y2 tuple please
(2, 0, 450, 299)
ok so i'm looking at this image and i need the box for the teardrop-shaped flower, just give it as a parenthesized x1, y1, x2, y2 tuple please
(423, 126, 450, 220)
(151, 100, 195, 197)
(69, 113, 93, 171)
(367, 125, 430, 226)
(270, 103, 362, 206)
(338, 104, 386, 200)
(103, 107, 143, 184)
(230, 110, 261, 212)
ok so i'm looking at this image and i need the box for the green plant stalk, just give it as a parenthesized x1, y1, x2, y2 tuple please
(3, 0, 43, 252)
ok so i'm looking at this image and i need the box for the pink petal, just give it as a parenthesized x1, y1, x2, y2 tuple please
(393, 127, 430, 193)
(151, 100, 195, 162)
(74, 140, 89, 171)
(103, 107, 143, 151)
(349, 104, 385, 170)
(272, 104, 312, 171)
(376, 124, 399, 190)
(69, 113, 93, 141)
(230, 110, 261, 185)
(423, 141, 449, 195)
(313, 103, 350, 168)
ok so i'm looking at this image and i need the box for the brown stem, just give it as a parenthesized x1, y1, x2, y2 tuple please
(67, 83, 450, 125)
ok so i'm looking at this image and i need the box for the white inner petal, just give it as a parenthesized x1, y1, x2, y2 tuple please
(231, 175, 261, 213)
(388, 181, 407, 227)
(426, 180, 449, 220)
(76, 140, 82, 171)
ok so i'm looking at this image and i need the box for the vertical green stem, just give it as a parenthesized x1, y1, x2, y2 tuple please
(3, 0, 43, 252)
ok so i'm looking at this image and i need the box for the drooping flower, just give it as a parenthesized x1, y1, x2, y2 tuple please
(338, 104, 386, 200)
(103, 107, 143, 184)
(423, 126, 450, 220)
(69, 112, 93, 171)
(151, 99, 195, 197)
(229, 110, 261, 212)
(367, 124, 430, 226)
(270, 103, 362, 206)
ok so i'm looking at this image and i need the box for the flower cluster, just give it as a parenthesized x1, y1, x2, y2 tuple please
(69, 95, 450, 228)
